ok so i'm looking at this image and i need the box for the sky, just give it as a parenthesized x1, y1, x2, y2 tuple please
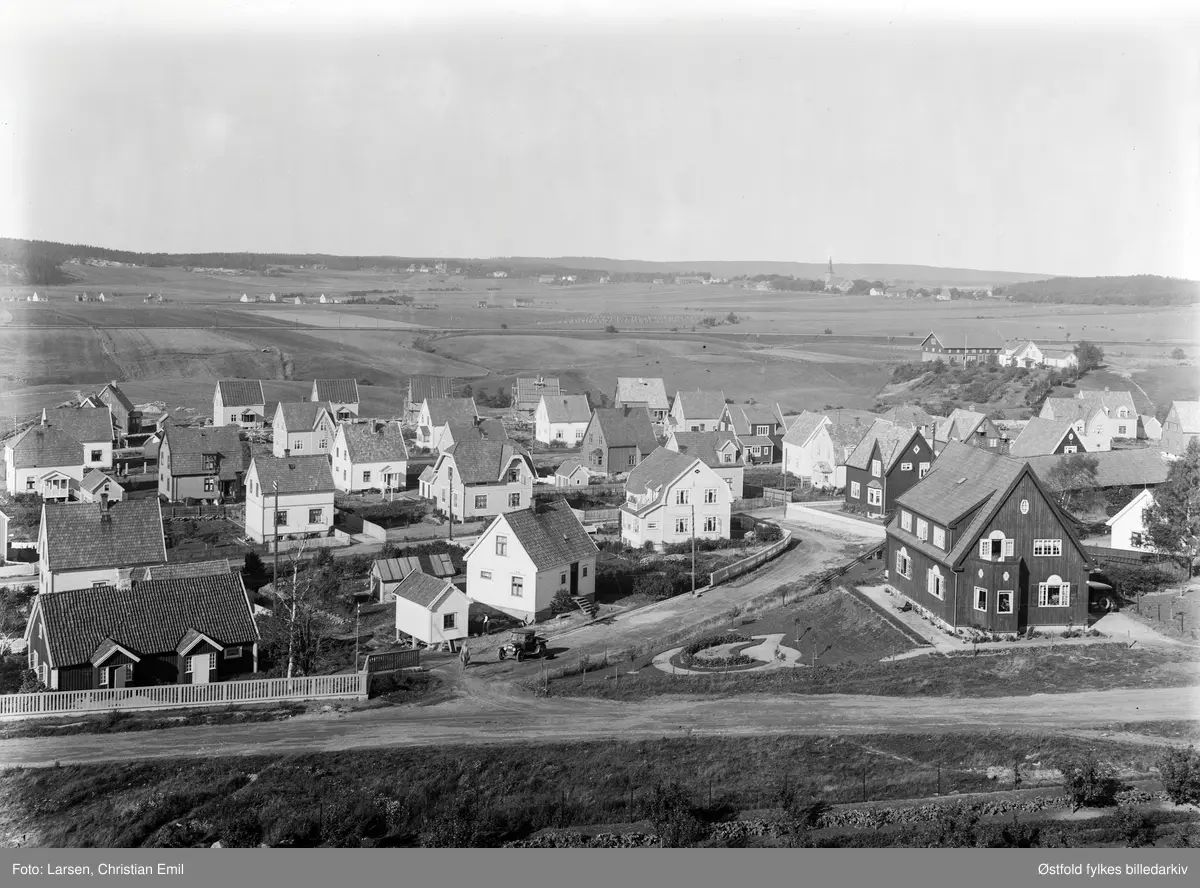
(1, 1, 1198, 278)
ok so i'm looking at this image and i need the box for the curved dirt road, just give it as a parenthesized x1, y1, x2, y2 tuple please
(0, 683, 1195, 769)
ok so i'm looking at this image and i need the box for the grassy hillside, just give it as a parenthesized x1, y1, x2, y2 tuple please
(996, 275, 1200, 306)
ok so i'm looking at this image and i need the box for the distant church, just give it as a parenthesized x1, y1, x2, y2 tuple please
(823, 257, 853, 293)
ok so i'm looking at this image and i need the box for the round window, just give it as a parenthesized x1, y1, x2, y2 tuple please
(1020, 499, 1030, 514)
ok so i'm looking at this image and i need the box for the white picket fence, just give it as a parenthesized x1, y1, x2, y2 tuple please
(0, 673, 368, 720)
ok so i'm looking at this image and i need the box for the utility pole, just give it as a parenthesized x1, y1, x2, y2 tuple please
(354, 602, 361, 672)
(691, 502, 697, 597)
(273, 481, 280, 593)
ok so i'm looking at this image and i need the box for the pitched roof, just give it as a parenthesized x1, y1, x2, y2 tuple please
(846, 419, 921, 472)
(827, 419, 868, 459)
(668, 431, 742, 468)
(555, 457, 588, 476)
(41, 498, 167, 572)
(674, 390, 727, 420)
(419, 466, 435, 483)
(442, 439, 533, 484)
(1007, 417, 1078, 458)
(95, 382, 135, 413)
(624, 447, 698, 501)
(81, 468, 122, 494)
(250, 454, 335, 494)
(1105, 488, 1155, 528)
(1168, 400, 1200, 433)
(313, 379, 360, 404)
(723, 403, 780, 435)
(408, 375, 455, 403)
(163, 424, 247, 479)
(540, 394, 592, 424)
(5, 426, 83, 468)
(374, 554, 457, 584)
(1041, 398, 1095, 423)
(614, 377, 669, 409)
(880, 404, 936, 430)
(935, 408, 989, 444)
(340, 421, 408, 464)
(513, 376, 561, 405)
(591, 406, 660, 452)
(924, 329, 1007, 350)
(426, 397, 479, 426)
(276, 401, 330, 431)
(36, 574, 257, 668)
(1021, 448, 1172, 489)
(782, 411, 831, 447)
(124, 559, 235, 583)
(42, 407, 113, 444)
(1076, 389, 1137, 416)
(217, 379, 265, 406)
(499, 502, 599, 570)
(391, 571, 459, 609)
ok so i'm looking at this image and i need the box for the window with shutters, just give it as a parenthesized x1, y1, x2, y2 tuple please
(900, 511, 912, 532)
(974, 587, 987, 612)
(979, 534, 1014, 560)
(916, 518, 928, 541)
(1033, 539, 1062, 557)
(926, 567, 945, 600)
(895, 548, 912, 579)
(1038, 579, 1070, 607)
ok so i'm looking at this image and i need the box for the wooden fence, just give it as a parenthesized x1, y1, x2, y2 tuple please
(1084, 544, 1171, 568)
(572, 507, 620, 525)
(732, 497, 770, 511)
(162, 504, 245, 521)
(363, 649, 421, 673)
(709, 530, 794, 587)
(0, 673, 369, 720)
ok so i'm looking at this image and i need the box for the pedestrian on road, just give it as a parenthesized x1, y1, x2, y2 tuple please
(460, 643, 471, 671)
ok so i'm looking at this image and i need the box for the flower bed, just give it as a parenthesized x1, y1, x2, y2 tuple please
(676, 633, 753, 669)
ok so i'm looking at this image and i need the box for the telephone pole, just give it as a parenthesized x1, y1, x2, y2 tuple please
(273, 481, 280, 592)
(691, 503, 697, 596)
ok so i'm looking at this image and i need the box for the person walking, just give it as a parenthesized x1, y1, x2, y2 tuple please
(460, 643, 471, 671)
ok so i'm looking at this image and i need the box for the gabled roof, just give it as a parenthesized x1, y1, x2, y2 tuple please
(391, 570, 459, 610)
(923, 329, 1007, 350)
(1167, 400, 1200, 433)
(313, 379, 360, 404)
(441, 439, 534, 485)
(668, 431, 742, 468)
(418, 465, 435, 483)
(880, 404, 936, 430)
(1007, 417, 1079, 458)
(340, 421, 408, 464)
(95, 382, 135, 413)
(624, 447, 700, 504)
(41, 498, 167, 572)
(1075, 389, 1138, 416)
(935, 408, 990, 444)
(5, 426, 83, 468)
(723, 403, 781, 435)
(374, 554, 457, 584)
(827, 420, 868, 459)
(782, 411, 832, 447)
(497, 502, 599, 570)
(123, 559, 234, 583)
(614, 377, 669, 410)
(845, 419, 922, 472)
(162, 424, 247, 478)
(674, 390, 727, 421)
(1105, 488, 1155, 528)
(81, 468, 123, 494)
(216, 379, 266, 407)
(540, 394, 592, 424)
(34, 574, 257, 668)
(1041, 398, 1104, 425)
(407, 376, 455, 403)
(1022, 448, 1172, 489)
(425, 397, 479, 426)
(591, 406, 660, 452)
(276, 401, 331, 432)
(250, 454, 335, 494)
(513, 376, 561, 404)
(42, 407, 113, 444)
(555, 457, 588, 476)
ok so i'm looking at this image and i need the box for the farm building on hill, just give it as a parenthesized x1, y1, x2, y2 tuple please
(920, 330, 1006, 365)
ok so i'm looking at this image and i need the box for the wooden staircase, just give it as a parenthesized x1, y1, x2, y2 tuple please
(572, 596, 598, 618)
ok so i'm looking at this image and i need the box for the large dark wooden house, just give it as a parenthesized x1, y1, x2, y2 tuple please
(581, 406, 661, 475)
(844, 419, 934, 518)
(920, 330, 1006, 365)
(24, 573, 260, 691)
(885, 442, 1090, 633)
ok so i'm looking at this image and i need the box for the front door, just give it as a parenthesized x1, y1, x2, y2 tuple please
(190, 655, 211, 684)
(111, 664, 128, 689)
(569, 562, 579, 596)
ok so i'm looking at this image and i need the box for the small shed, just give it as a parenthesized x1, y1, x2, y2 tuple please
(78, 469, 126, 504)
(555, 458, 590, 488)
(393, 571, 470, 649)
(371, 554, 457, 602)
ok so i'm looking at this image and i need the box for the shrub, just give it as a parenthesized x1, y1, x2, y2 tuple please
(1102, 563, 1178, 603)
(1157, 746, 1200, 807)
(755, 523, 783, 542)
(677, 633, 750, 667)
(549, 589, 575, 616)
(605, 325, 618, 334)
(1109, 806, 1157, 847)
(220, 809, 264, 847)
(1170, 347, 1187, 361)
(1061, 755, 1123, 811)
(647, 781, 710, 848)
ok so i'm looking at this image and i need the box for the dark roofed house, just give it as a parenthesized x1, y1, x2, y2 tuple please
(38, 498, 167, 595)
(158, 424, 248, 503)
(427, 439, 536, 522)
(580, 406, 662, 476)
(213, 379, 267, 428)
(512, 376, 561, 411)
(311, 379, 361, 418)
(24, 573, 260, 691)
(844, 419, 934, 518)
(85, 381, 141, 440)
(1007, 418, 1088, 458)
(879, 404, 938, 441)
(920, 330, 1007, 365)
(886, 442, 1090, 632)
(245, 454, 336, 543)
(405, 376, 456, 426)
(4, 425, 85, 499)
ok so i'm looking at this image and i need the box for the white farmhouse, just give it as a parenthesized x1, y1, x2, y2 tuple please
(1105, 489, 1157, 552)
(415, 397, 479, 452)
(619, 447, 733, 551)
(38, 498, 167, 595)
(781, 411, 841, 487)
(664, 430, 744, 498)
(213, 379, 267, 428)
(4, 426, 84, 499)
(534, 394, 591, 445)
(465, 502, 598, 622)
(393, 571, 470, 649)
(272, 402, 336, 457)
(426, 439, 535, 522)
(244, 455, 335, 544)
(331, 421, 408, 493)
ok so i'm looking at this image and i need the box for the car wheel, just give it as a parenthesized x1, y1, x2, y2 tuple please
(537, 645, 547, 657)
(516, 651, 525, 662)
(499, 649, 506, 661)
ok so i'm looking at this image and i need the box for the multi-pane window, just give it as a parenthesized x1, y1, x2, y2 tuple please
(224, 647, 243, 659)
(871, 459, 882, 478)
(675, 517, 689, 533)
(676, 490, 689, 505)
(363, 471, 372, 483)
(292, 440, 304, 451)
(1038, 581, 1070, 607)
(756, 425, 770, 436)
(511, 577, 524, 598)
(495, 535, 507, 556)
(1033, 539, 1062, 557)
(703, 516, 718, 532)
(974, 587, 987, 612)
(932, 527, 945, 549)
(628, 454, 636, 466)
(900, 462, 912, 471)
(850, 481, 861, 498)
(979, 536, 1015, 559)
(867, 487, 882, 507)
(704, 488, 718, 504)
(91, 449, 103, 462)
(508, 493, 521, 507)
(996, 591, 1014, 614)
(901, 511, 912, 532)
(443, 613, 457, 630)
(204, 477, 216, 493)
(308, 508, 323, 523)
(916, 519, 928, 541)
(927, 568, 945, 600)
(918, 462, 931, 478)
(274, 510, 287, 526)
(895, 550, 912, 579)
(480, 570, 492, 580)
(203, 454, 218, 471)
(319, 438, 329, 450)
(475, 495, 487, 509)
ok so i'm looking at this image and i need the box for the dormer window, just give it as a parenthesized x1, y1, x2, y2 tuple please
(507, 466, 521, 483)
(871, 459, 882, 478)
(203, 454, 218, 472)
(756, 425, 770, 436)
(979, 531, 1014, 560)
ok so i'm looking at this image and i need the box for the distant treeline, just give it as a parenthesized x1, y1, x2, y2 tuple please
(995, 275, 1199, 306)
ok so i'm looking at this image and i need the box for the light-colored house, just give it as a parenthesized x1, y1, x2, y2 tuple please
(4, 426, 84, 498)
(781, 411, 838, 486)
(404, 376, 456, 427)
(426, 439, 536, 522)
(213, 380, 267, 429)
(1007, 417, 1088, 458)
(1138, 414, 1163, 441)
(999, 340, 1044, 369)
(669, 390, 727, 433)
(415, 397, 479, 451)
(1040, 346, 1080, 371)
(158, 424, 247, 502)
(512, 376, 561, 412)
(42, 407, 114, 470)
(1041, 390, 1138, 447)
(331, 420, 408, 493)
(717, 402, 786, 463)
(418, 465, 436, 499)
(464, 502, 598, 622)
(78, 469, 125, 504)
(436, 418, 507, 452)
(664, 430, 744, 498)
(613, 377, 670, 430)
(1161, 400, 1200, 457)
(1038, 398, 1113, 452)
(311, 379, 360, 419)
(619, 448, 733, 551)
(393, 571, 470, 649)
(271, 402, 336, 457)
(244, 455, 336, 544)
(38, 498, 167, 596)
(1105, 488, 1156, 552)
(534, 394, 591, 445)
(555, 458, 591, 488)
(371, 554, 457, 602)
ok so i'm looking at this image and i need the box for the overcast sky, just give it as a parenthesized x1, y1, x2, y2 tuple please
(1, 3, 1197, 277)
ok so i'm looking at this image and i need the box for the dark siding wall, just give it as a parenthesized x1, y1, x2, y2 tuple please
(884, 434, 934, 513)
(216, 646, 256, 680)
(887, 537, 957, 625)
(137, 653, 181, 685)
(607, 446, 639, 474)
(845, 463, 871, 509)
(56, 664, 95, 691)
(1054, 429, 1084, 455)
(26, 611, 51, 671)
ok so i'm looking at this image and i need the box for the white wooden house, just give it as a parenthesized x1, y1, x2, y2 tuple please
(415, 397, 479, 451)
(426, 440, 535, 522)
(555, 458, 591, 488)
(331, 421, 408, 493)
(244, 455, 335, 544)
(534, 394, 591, 445)
(663, 430, 744, 498)
(781, 411, 842, 487)
(38, 498, 167, 596)
(1105, 488, 1156, 552)
(271, 402, 336, 457)
(393, 571, 470, 649)
(669, 390, 727, 433)
(619, 448, 733, 551)
(213, 379, 267, 428)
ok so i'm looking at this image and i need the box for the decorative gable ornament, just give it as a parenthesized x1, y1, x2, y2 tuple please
(1020, 499, 1029, 514)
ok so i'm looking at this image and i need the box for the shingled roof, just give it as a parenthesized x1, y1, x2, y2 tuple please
(614, 377, 669, 410)
(81, 468, 122, 495)
(498, 502, 599, 570)
(217, 379, 265, 407)
(312, 379, 360, 404)
(668, 431, 742, 468)
(41, 498, 167, 572)
(426, 397, 479, 427)
(540, 394, 591, 424)
(782, 411, 831, 447)
(592, 406, 660, 452)
(42, 407, 114, 444)
(442, 439, 533, 485)
(924, 329, 1007, 351)
(880, 404, 936, 431)
(391, 570, 459, 609)
(624, 447, 698, 502)
(674, 390, 727, 421)
(340, 421, 408, 463)
(1021, 448, 1171, 489)
(1007, 418, 1079, 458)
(123, 559, 235, 583)
(276, 401, 330, 432)
(513, 376, 561, 406)
(408, 375, 455, 403)
(846, 419, 922, 472)
(1076, 389, 1138, 416)
(250, 454, 335, 494)
(33, 573, 257, 668)
(163, 424, 247, 479)
(935, 408, 991, 446)
(5, 426, 83, 468)
(374, 554, 457, 584)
